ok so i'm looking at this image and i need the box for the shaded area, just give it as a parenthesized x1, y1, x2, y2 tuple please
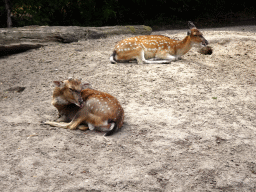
(0, 0, 255, 28)
(0, 43, 43, 57)
(5, 86, 26, 92)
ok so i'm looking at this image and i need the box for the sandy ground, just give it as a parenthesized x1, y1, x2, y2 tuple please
(1, 25, 256, 191)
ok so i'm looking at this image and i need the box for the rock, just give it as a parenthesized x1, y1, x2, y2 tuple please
(0, 43, 43, 56)
(0, 25, 152, 44)
(0, 25, 152, 56)
(5, 86, 26, 93)
(198, 46, 213, 55)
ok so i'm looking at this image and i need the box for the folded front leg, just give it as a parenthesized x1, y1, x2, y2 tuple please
(44, 121, 71, 129)
(139, 50, 171, 64)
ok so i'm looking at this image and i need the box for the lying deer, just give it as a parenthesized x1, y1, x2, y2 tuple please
(110, 21, 208, 64)
(44, 78, 124, 136)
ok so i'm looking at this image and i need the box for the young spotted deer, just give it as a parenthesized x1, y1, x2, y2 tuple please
(44, 78, 124, 136)
(110, 21, 208, 64)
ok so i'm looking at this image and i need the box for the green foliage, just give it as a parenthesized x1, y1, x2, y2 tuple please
(0, 0, 255, 27)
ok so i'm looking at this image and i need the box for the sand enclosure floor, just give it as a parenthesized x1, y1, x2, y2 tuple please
(1, 26, 256, 191)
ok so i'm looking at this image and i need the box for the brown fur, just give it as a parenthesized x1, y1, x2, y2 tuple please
(45, 78, 124, 136)
(110, 21, 208, 64)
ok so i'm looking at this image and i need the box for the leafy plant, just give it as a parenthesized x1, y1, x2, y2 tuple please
(1, 0, 255, 27)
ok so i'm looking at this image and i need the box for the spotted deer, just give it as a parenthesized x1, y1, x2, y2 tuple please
(44, 78, 124, 136)
(110, 21, 208, 64)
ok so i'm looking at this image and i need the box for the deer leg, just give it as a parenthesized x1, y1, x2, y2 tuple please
(44, 121, 70, 128)
(67, 117, 86, 130)
(87, 119, 109, 131)
(165, 54, 179, 61)
(78, 125, 89, 130)
(139, 50, 171, 64)
(155, 51, 178, 62)
(88, 123, 95, 130)
(92, 121, 116, 136)
(45, 118, 84, 130)
(45, 111, 87, 130)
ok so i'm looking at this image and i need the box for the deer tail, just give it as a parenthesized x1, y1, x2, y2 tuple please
(104, 121, 118, 136)
(110, 50, 117, 64)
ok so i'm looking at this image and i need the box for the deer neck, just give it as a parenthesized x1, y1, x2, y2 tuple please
(80, 89, 98, 101)
(175, 36, 193, 56)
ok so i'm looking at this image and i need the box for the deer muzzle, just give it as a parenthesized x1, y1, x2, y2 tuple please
(78, 97, 84, 108)
(202, 38, 209, 46)
(73, 92, 84, 108)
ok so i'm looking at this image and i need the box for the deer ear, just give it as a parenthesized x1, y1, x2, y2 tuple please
(53, 81, 64, 87)
(188, 21, 196, 29)
(187, 30, 191, 36)
(82, 83, 91, 90)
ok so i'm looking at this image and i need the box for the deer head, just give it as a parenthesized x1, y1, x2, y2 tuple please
(187, 21, 208, 46)
(53, 78, 91, 108)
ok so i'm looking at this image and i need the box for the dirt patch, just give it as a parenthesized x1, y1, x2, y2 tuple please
(1, 26, 256, 191)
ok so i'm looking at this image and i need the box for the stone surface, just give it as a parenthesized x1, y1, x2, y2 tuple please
(0, 25, 152, 44)
(0, 25, 152, 56)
